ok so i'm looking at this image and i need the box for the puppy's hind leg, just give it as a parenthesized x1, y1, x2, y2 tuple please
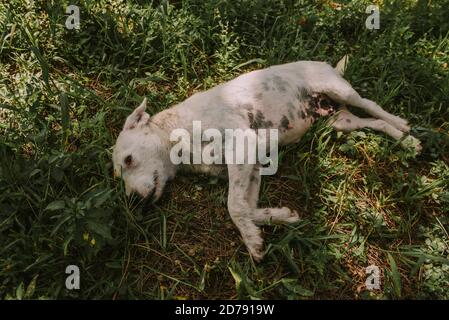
(330, 108, 422, 152)
(350, 95, 410, 133)
(324, 83, 410, 133)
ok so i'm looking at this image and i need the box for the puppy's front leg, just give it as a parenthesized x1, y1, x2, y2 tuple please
(227, 164, 265, 261)
(227, 164, 300, 262)
(245, 165, 300, 224)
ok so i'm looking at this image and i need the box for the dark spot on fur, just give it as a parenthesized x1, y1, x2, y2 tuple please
(262, 82, 270, 91)
(241, 103, 253, 110)
(346, 118, 351, 123)
(254, 92, 263, 100)
(310, 95, 320, 109)
(312, 111, 321, 120)
(295, 87, 309, 101)
(272, 75, 289, 92)
(320, 97, 331, 109)
(248, 112, 255, 128)
(288, 109, 295, 120)
(255, 111, 265, 127)
(264, 209, 270, 215)
(249, 110, 273, 129)
(280, 115, 290, 131)
(298, 110, 306, 119)
(300, 87, 309, 97)
(305, 93, 341, 120)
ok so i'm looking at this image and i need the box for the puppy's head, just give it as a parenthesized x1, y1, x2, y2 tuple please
(112, 98, 175, 202)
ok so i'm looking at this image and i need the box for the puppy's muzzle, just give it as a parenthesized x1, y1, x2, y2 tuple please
(145, 186, 156, 204)
(129, 184, 157, 207)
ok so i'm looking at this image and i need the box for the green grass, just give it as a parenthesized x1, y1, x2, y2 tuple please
(1, 0, 449, 299)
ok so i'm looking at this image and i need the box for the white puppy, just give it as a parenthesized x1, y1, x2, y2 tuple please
(113, 58, 421, 261)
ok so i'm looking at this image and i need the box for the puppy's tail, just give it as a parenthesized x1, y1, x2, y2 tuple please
(334, 54, 349, 76)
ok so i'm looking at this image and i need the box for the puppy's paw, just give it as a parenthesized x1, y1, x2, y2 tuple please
(401, 135, 422, 154)
(249, 246, 265, 262)
(277, 207, 300, 223)
(390, 116, 410, 133)
(397, 121, 411, 133)
(247, 239, 265, 262)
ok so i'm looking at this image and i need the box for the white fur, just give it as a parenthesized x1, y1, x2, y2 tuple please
(113, 60, 421, 261)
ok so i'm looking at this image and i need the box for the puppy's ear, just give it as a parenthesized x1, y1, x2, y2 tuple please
(124, 98, 150, 130)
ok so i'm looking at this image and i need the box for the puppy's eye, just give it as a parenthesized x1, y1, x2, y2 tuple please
(124, 155, 133, 166)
